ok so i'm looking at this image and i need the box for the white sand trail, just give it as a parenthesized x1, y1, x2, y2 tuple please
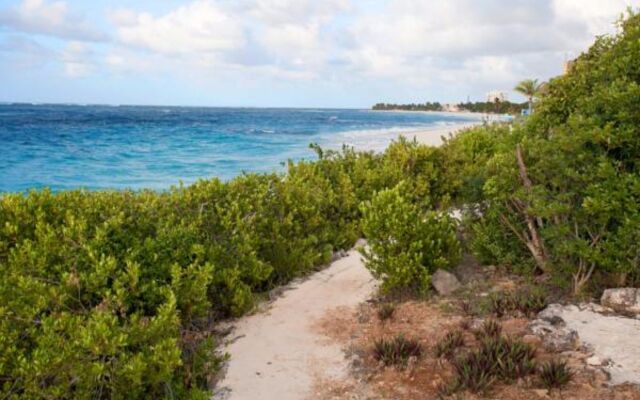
(214, 247, 377, 400)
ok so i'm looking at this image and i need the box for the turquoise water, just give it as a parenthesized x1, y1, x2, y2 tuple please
(0, 104, 482, 192)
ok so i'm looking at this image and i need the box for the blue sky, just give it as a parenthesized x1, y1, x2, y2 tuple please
(0, 0, 637, 107)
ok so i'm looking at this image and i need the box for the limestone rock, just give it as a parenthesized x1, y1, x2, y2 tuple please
(431, 269, 461, 295)
(587, 355, 605, 366)
(601, 288, 640, 315)
(533, 303, 640, 385)
(530, 319, 579, 352)
(531, 305, 580, 352)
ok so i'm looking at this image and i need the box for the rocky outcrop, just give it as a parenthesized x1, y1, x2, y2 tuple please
(530, 304, 579, 352)
(431, 269, 461, 295)
(601, 288, 640, 315)
(531, 303, 640, 385)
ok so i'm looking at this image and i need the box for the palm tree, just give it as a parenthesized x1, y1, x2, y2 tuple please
(514, 79, 543, 113)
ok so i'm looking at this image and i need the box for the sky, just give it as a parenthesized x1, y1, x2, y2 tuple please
(0, 0, 637, 108)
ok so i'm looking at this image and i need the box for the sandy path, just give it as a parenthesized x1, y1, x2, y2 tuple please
(214, 247, 377, 400)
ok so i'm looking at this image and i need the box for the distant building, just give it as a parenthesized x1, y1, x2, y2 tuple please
(442, 103, 460, 112)
(563, 60, 575, 74)
(486, 91, 508, 103)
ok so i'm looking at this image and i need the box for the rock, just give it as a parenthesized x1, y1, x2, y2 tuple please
(601, 288, 640, 315)
(431, 269, 461, 295)
(587, 355, 602, 366)
(331, 250, 348, 262)
(534, 303, 640, 386)
(532, 389, 550, 399)
(530, 307, 580, 352)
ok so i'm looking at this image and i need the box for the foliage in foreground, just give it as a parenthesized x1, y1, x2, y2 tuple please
(0, 138, 453, 399)
(2, 11, 639, 399)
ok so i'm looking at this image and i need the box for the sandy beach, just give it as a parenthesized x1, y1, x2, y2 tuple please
(406, 121, 481, 146)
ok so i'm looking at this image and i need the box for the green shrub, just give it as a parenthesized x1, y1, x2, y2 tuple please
(451, 12, 640, 293)
(360, 184, 461, 294)
(0, 136, 456, 398)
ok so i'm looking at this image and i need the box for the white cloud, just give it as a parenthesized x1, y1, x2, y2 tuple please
(248, 0, 349, 24)
(341, 0, 638, 97)
(113, 1, 245, 55)
(0, 0, 107, 41)
(4, 0, 635, 103)
(61, 41, 94, 77)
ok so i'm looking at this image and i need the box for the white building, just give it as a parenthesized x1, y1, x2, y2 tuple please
(486, 91, 508, 103)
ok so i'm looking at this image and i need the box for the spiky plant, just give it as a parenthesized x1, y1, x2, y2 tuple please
(515, 288, 548, 317)
(474, 319, 502, 340)
(434, 330, 465, 359)
(373, 335, 422, 367)
(377, 302, 396, 321)
(539, 360, 572, 389)
(488, 292, 515, 317)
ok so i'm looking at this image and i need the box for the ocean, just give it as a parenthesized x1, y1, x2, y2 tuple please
(0, 104, 483, 192)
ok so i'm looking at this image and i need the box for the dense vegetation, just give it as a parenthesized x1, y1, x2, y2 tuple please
(1, 11, 638, 400)
(372, 101, 527, 115)
(456, 100, 527, 115)
(0, 138, 457, 399)
(443, 11, 640, 293)
(372, 102, 444, 111)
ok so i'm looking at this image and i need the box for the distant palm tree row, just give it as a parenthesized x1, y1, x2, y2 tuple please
(372, 78, 546, 116)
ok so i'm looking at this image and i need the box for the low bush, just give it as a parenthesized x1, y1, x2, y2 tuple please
(360, 184, 461, 294)
(0, 137, 452, 398)
(373, 335, 423, 367)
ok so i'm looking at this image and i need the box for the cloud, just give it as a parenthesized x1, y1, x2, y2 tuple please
(0, 0, 108, 42)
(61, 41, 94, 77)
(247, 0, 350, 24)
(3, 0, 637, 104)
(340, 0, 637, 96)
(112, 1, 245, 55)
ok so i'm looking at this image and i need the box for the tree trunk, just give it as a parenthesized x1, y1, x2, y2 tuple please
(515, 144, 549, 273)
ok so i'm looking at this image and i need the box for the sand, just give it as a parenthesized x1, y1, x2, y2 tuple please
(407, 122, 480, 146)
(214, 246, 377, 400)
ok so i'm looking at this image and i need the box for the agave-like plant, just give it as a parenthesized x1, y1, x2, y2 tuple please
(539, 359, 573, 389)
(373, 335, 423, 367)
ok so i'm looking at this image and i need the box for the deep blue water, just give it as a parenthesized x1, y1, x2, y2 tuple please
(0, 104, 483, 192)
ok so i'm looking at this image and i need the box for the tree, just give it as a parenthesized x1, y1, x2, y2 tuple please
(514, 79, 543, 113)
